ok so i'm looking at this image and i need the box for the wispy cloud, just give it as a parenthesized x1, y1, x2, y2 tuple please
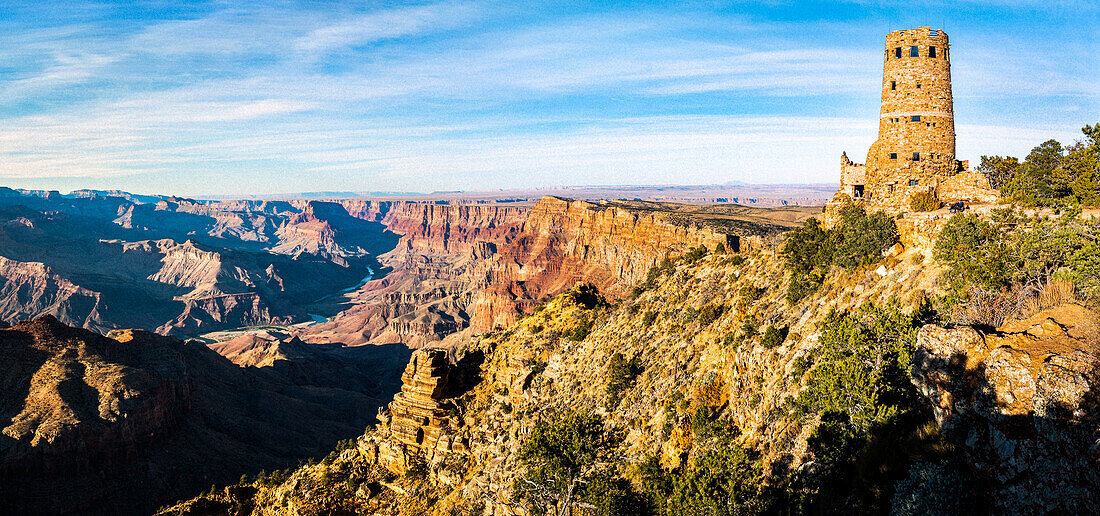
(293, 2, 483, 55)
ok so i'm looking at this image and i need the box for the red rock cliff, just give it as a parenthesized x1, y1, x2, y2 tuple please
(468, 196, 735, 331)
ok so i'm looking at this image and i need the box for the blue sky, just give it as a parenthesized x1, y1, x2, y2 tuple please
(0, 1, 1097, 196)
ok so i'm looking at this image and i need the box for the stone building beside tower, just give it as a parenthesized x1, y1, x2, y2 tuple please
(826, 27, 998, 219)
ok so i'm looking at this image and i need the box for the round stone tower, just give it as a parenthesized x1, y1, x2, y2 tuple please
(861, 27, 966, 210)
(868, 27, 954, 169)
(825, 26, 998, 222)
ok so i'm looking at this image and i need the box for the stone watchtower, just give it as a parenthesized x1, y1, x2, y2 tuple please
(831, 27, 997, 216)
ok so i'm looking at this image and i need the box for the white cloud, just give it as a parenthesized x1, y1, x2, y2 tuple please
(293, 2, 482, 56)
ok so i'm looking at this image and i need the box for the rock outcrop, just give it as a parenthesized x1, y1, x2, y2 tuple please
(369, 349, 471, 475)
(913, 304, 1100, 513)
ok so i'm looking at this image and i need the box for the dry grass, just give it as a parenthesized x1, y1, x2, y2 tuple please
(1022, 279, 1078, 318)
(954, 279, 1079, 328)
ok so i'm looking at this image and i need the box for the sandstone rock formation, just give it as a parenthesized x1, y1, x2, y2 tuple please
(0, 196, 374, 336)
(913, 305, 1100, 513)
(301, 196, 812, 348)
(369, 349, 471, 476)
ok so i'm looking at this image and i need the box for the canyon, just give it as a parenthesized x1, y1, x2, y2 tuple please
(4, 184, 1100, 514)
(0, 315, 409, 515)
(0, 187, 816, 515)
(0, 188, 814, 348)
(164, 223, 1100, 515)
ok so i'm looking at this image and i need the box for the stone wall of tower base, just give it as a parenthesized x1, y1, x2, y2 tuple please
(938, 170, 1000, 204)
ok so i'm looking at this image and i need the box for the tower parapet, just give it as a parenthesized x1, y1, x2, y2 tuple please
(828, 27, 997, 218)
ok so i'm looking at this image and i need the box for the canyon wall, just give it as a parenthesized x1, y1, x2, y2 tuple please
(301, 196, 764, 346)
(468, 196, 738, 330)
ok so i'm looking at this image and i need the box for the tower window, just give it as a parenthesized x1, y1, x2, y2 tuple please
(926, 123, 930, 127)
(889, 184, 896, 193)
(912, 153, 920, 161)
(929, 46, 937, 58)
(909, 179, 919, 186)
(895, 47, 902, 58)
(910, 45, 919, 57)
(853, 185, 865, 198)
(891, 81, 896, 90)
(911, 115, 921, 122)
(889, 152, 897, 159)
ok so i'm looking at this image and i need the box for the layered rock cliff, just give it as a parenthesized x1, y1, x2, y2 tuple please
(0, 199, 372, 336)
(300, 196, 806, 347)
(467, 197, 742, 331)
(0, 316, 404, 516)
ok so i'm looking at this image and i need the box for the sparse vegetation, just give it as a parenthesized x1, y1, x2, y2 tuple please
(682, 245, 709, 264)
(760, 325, 787, 349)
(780, 204, 898, 304)
(514, 411, 643, 515)
(739, 314, 759, 343)
(934, 206, 1100, 325)
(666, 439, 774, 515)
(786, 301, 948, 513)
(697, 303, 726, 326)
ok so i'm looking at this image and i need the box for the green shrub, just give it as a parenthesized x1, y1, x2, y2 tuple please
(642, 311, 658, 328)
(683, 245, 709, 264)
(515, 412, 631, 514)
(908, 191, 939, 212)
(780, 204, 898, 304)
(739, 314, 759, 342)
(569, 317, 595, 341)
(760, 325, 788, 349)
(605, 352, 643, 409)
(794, 302, 919, 431)
(933, 213, 1013, 289)
(697, 304, 726, 326)
(565, 283, 609, 310)
(738, 285, 765, 305)
(791, 356, 810, 378)
(785, 271, 824, 305)
(729, 255, 745, 266)
(832, 205, 899, 269)
(935, 209, 1100, 304)
(667, 440, 773, 515)
(690, 405, 727, 440)
(789, 302, 948, 514)
(637, 456, 673, 513)
(581, 474, 648, 516)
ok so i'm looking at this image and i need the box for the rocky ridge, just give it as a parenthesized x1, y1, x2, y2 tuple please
(167, 230, 1100, 514)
